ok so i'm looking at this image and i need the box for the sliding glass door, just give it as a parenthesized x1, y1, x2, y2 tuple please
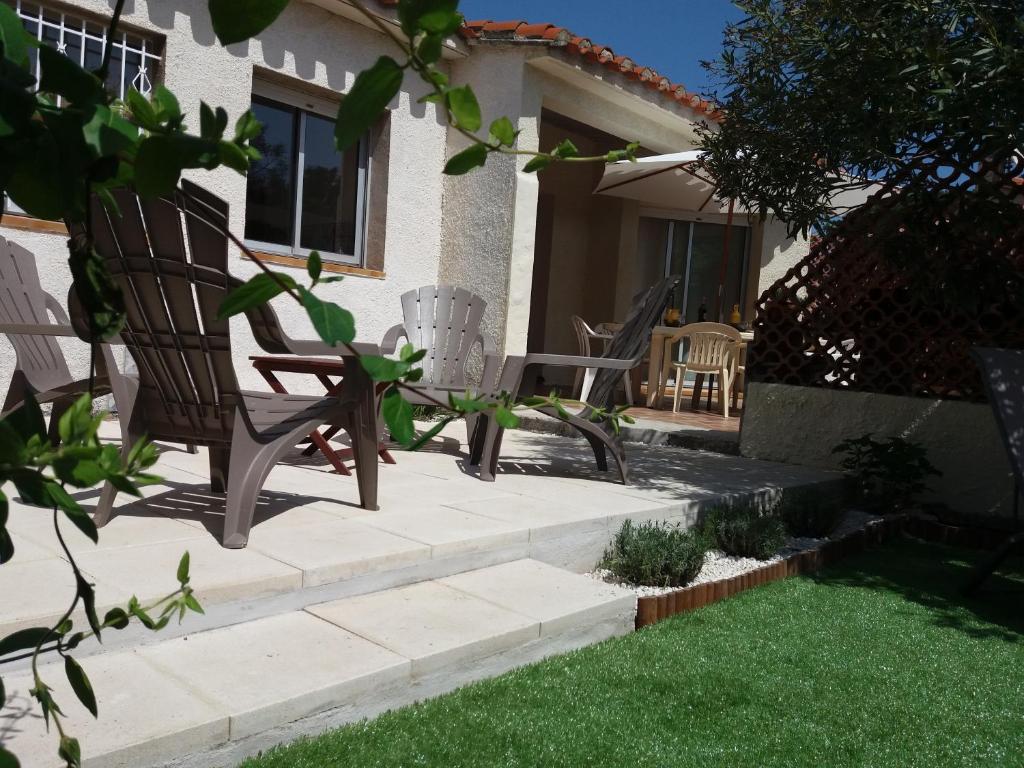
(639, 216, 749, 324)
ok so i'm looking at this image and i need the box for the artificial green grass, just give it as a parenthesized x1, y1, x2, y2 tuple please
(242, 539, 1024, 768)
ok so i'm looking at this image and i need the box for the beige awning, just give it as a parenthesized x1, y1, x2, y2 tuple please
(594, 151, 747, 214)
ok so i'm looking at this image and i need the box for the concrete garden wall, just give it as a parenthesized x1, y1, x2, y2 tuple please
(740, 382, 1016, 518)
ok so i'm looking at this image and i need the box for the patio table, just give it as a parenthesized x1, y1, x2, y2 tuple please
(250, 355, 396, 475)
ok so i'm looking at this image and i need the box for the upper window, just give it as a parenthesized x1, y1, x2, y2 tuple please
(244, 91, 369, 266)
(8, 1, 163, 99)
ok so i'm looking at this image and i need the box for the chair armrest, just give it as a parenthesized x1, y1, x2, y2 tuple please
(380, 323, 407, 356)
(0, 322, 77, 337)
(44, 293, 71, 325)
(520, 353, 639, 371)
(280, 338, 381, 357)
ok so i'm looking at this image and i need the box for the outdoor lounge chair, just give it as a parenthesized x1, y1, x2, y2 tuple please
(69, 181, 380, 548)
(0, 234, 132, 443)
(381, 285, 501, 446)
(470, 275, 681, 484)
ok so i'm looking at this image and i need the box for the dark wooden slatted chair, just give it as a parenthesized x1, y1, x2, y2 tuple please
(381, 285, 501, 444)
(964, 347, 1024, 594)
(471, 275, 681, 483)
(0, 234, 130, 442)
(69, 181, 379, 548)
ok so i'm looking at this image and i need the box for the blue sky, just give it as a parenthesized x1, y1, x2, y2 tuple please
(457, 0, 743, 96)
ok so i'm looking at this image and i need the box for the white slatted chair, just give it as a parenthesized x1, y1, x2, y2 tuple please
(570, 315, 632, 405)
(382, 286, 501, 445)
(670, 322, 742, 418)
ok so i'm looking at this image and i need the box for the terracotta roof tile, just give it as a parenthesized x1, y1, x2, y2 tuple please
(460, 19, 719, 120)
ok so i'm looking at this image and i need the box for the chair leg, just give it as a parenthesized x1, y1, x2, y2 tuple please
(478, 415, 505, 482)
(209, 446, 230, 493)
(720, 367, 731, 419)
(582, 431, 609, 472)
(94, 414, 144, 528)
(672, 365, 687, 413)
(622, 371, 634, 406)
(348, 397, 380, 512)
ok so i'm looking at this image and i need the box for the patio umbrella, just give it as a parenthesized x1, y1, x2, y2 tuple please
(594, 151, 746, 320)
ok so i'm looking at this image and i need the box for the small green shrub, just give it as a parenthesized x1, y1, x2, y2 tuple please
(780, 494, 844, 538)
(702, 502, 786, 559)
(601, 520, 707, 588)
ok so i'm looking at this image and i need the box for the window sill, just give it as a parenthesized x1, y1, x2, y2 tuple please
(249, 250, 385, 280)
(1, 213, 68, 236)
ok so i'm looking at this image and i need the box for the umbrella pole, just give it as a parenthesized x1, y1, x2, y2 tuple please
(716, 198, 736, 321)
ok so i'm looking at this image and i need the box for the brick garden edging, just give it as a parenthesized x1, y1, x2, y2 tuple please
(634, 515, 906, 629)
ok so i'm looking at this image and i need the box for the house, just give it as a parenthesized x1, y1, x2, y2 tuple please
(0, 0, 807, 394)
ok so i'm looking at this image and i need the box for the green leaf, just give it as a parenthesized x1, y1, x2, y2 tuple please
(151, 85, 181, 121)
(0, 627, 52, 658)
(77, 574, 101, 638)
(234, 109, 262, 142)
(494, 406, 520, 429)
(102, 608, 129, 630)
(488, 116, 516, 146)
(38, 45, 103, 104)
(335, 56, 403, 151)
(382, 389, 414, 445)
(3, 391, 44, 443)
(0, 494, 12, 565)
(416, 32, 444, 65)
(58, 736, 81, 768)
(134, 135, 183, 198)
(398, 0, 461, 36)
(176, 551, 190, 585)
(217, 139, 249, 172)
(64, 655, 97, 718)
(523, 155, 552, 174)
(299, 289, 355, 346)
(444, 143, 488, 175)
(125, 88, 159, 131)
(184, 593, 205, 615)
(552, 139, 579, 159)
(446, 85, 481, 132)
(208, 0, 290, 45)
(52, 489, 99, 544)
(0, 745, 18, 768)
(0, 3, 34, 68)
(405, 416, 456, 451)
(82, 104, 139, 157)
(307, 250, 322, 283)
(360, 355, 410, 382)
(217, 272, 297, 319)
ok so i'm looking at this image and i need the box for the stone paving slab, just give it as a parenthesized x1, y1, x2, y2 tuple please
(440, 559, 635, 636)
(307, 580, 541, 677)
(140, 612, 410, 740)
(1, 651, 228, 768)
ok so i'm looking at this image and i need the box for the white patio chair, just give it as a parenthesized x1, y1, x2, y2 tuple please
(669, 322, 742, 418)
(570, 315, 632, 405)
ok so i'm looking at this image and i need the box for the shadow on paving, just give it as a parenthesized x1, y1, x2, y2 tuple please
(812, 537, 1024, 644)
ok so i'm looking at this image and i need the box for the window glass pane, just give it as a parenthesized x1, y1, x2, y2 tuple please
(299, 111, 359, 255)
(244, 98, 298, 247)
(684, 223, 746, 324)
(84, 36, 103, 72)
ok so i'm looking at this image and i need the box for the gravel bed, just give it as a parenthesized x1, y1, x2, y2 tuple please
(587, 509, 881, 597)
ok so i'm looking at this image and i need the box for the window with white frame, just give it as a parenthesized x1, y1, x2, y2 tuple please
(244, 85, 369, 266)
(8, 0, 162, 99)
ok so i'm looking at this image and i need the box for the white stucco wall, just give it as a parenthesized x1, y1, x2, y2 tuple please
(1, 0, 448, 394)
(754, 218, 810, 300)
(740, 382, 1017, 519)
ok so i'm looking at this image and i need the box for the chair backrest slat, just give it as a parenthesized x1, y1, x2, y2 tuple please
(70, 181, 242, 444)
(587, 275, 681, 409)
(0, 235, 72, 392)
(677, 322, 741, 372)
(398, 285, 488, 387)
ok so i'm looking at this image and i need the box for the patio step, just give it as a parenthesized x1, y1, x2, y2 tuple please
(1, 559, 635, 768)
